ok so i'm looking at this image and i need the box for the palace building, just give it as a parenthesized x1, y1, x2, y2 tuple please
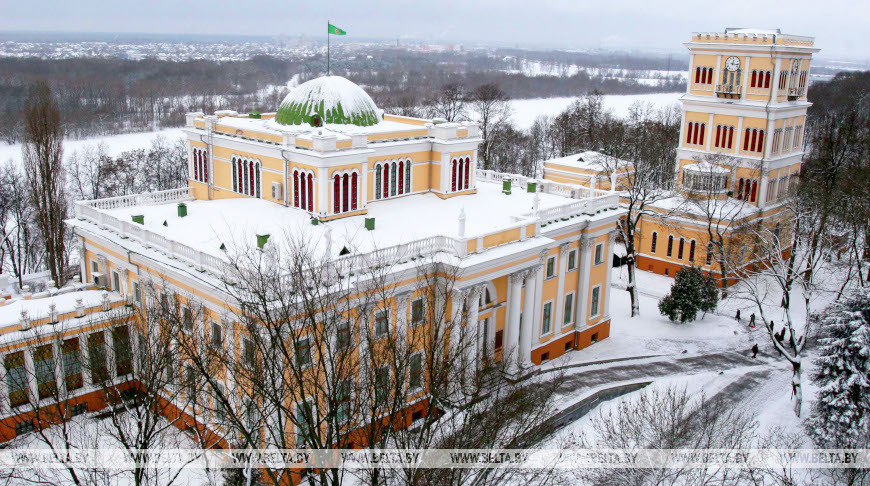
(37, 76, 624, 447)
(544, 28, 819, 282)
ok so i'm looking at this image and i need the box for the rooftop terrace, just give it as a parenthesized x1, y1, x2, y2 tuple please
(70, 172, 620, 278)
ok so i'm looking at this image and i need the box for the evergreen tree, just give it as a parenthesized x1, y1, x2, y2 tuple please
(658, 266, 714, 323)
(806, 290, 870, 448)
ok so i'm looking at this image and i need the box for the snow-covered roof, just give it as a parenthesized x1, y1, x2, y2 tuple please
(545, 151, 631, 172)
(683, 161, 730, 174)
(0, 288, 125, 333)
(724, 28, 781, 35)
(276, 76, 381, 127)
(96, 181, 576, 261)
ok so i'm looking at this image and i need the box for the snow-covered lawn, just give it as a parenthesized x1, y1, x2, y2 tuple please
(509, 92, 681, 130)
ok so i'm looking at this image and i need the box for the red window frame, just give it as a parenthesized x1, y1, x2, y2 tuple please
(307, 174, 313, 211)
(464, 158, 470, 189)
(351, 173, 358, 210)
(342, 174, 349, 213)
(397, 161, 404, 195)
(333, 175, 340, 212)
(293, 172, 299, 207)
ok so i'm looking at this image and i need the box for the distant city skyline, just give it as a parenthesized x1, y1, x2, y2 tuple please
(2, 0, 868, 61)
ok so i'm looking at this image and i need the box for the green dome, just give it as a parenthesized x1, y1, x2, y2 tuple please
(275, 76, 381, 127)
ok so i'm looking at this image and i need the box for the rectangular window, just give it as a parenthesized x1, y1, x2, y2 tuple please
(112, 272, 120, 293)
(590, 286, 601, 318)
(494, 329, 503, 350)
(411, 298, 425, 326)
(88, 332, 108, 383)
(650, 233, 658, 254)
(243, 338, 256, 368)
(182, 307, 194, 333)
(541, 302, 552, 335)
(35, 344, 56, 400)
(337, 379, 352, 423)
(114, 326, 132, 377)
(210, 321, 223, 349)
(563, 293, 574, 325)
(375, 366, 390, 404)
(409, 353, 423, 391)
(296, 399, 315, 447)
(133, 282, 141, 304)
(677, 238, 685, 260)
(295, 338, 312, 367)
(185, 365, 196, 400)
(15, 420, 34, 437)
(213, 383, 226, 423)
(337, 321, 352, 351)
(62, 338, 83, 392)
(567, 250, 577, 270)
(546, 256, 556, 278)
(594, 243, 604, 265)
(91, 260, 99, 275)
(375, 309, 390, 337)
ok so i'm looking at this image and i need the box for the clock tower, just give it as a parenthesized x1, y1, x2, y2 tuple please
(676, 28, 819, 209)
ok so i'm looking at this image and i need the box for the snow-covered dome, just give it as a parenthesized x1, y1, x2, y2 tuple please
(275, 76, 381, 127)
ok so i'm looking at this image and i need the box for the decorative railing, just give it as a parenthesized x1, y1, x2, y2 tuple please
(74, 175, 620, 279)
(715, 84, 742, 95)
(787, 86, 805, 98)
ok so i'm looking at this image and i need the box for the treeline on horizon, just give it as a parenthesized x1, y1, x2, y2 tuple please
(0, 48, 684, 142)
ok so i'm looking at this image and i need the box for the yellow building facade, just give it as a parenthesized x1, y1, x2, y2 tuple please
(63, 76, 625, 451)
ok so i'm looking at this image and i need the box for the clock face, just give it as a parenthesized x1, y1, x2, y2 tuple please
(725, 56, 741, 72)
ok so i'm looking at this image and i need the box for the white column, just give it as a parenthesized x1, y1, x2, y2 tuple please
(736, 116, 744, 156)
(504, 272, 523, 373)
(741, 56, 752, 95)
(80, 335, 92, 389)
(554, 244, 569, 329)
(519, 268, 538, 369)
(532, 251, 548, 339)
(105, 328, 117, 383)
(318, 167, 329, 216)
(0, 359, 10, 416)
(78, 239, 88, 284)
(601, 232, 617, 323)
(53, 340, 66, 399)
(706, 113, 714, 151)
(23, 349, 37, 406)
(464, 286, 482, 388)
(771, 57, 782, 99)
(576, 237, 595, 326)
(360, 163, 369, 208)
(714, 54, 722, 88)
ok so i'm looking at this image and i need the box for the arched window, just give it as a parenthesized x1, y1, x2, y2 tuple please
(686, 123, 693, 144)
(237, 159, 243, 194)
(715, 125, 721, 147)
(750, 129, 757, 152)
(650, 232, 658, 254)
(737, 178, 744, 199)
(307, 173, 313, 211)
(299, 171, 306, 208)
(699, 124, 705, 145)
(706, 243, 714, 265)
(464, 158, 471, 190)
(383, 163, 390, 198)
(677, 238, 685, 260)
(689, 240, 696, 262)
(764, 71, 771, 88)
(333, 175, 340, 212)
(451, 159, 458, 191)
(203, 153, 208, 183)
(375, 165, 382, 200)
(750, 70, 757, 88)
(404, 159, 411, 193)
(667, 235, 674, 257)
(342, 174, 349, 213)
(728, 126, 734, 148)
(293, 171, 299, 207)
(351, 172, 358, 211)
(232, 157, 238, 192)
(397, 161, 404, 195)
(743, 129, 750, 151)
(750, 180, 758, 203)
(695, 67, 701, 83)
(757, 130, 765, 153)
(193, 150, 199, 180)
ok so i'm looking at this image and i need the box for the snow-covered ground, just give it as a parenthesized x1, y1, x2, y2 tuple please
(508, 92, 682, 130)
(0, 127, 186, 168)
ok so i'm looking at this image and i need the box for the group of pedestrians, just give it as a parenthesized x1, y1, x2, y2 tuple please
(735, 309, 761, 358)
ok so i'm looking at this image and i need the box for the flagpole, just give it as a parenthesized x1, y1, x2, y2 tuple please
(327, 20, 330, 76)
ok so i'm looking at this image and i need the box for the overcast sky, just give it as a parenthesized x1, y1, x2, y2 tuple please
(2, 0, 867, 60)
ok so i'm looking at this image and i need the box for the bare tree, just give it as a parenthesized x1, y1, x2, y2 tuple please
(1, 161, 42, 287)
(469, 83, 512, 170)
(22, 80, 68, 284)
(425, 83, 467, 122)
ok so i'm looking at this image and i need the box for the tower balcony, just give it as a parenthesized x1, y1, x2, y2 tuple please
(715, 84, 742, 98)
(787, 86, 805, 100)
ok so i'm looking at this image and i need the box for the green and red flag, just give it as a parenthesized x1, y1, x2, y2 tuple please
(328, 23, 346, 35)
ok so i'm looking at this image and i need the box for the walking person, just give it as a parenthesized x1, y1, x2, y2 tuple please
(749, 313, 756, 328)
(736, 309, 741, 322)
(751, 343, 759, 358)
